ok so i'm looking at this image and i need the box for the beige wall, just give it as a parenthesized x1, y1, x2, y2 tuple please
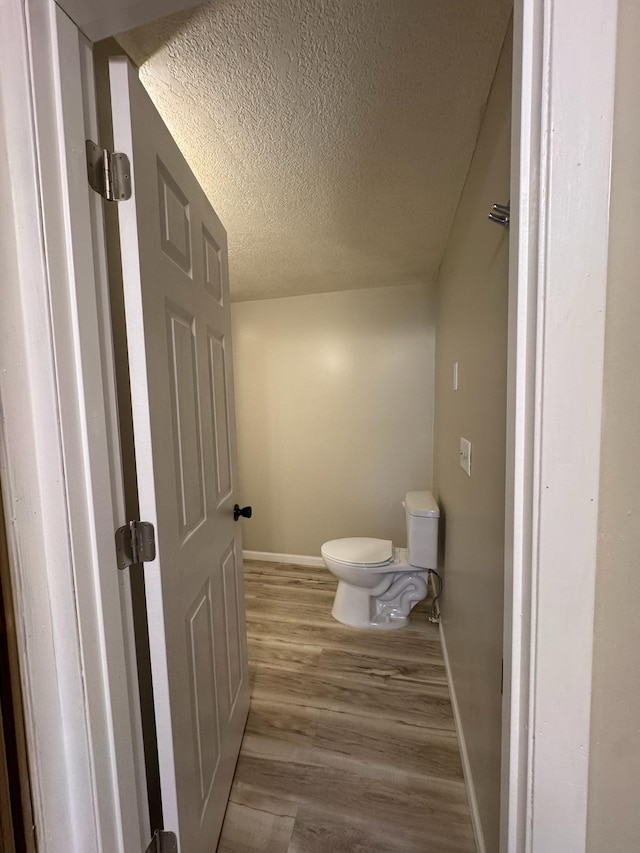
(231, 284, 435, 556)
(587, 0, 640, 848)
(432, 27, 511, 853)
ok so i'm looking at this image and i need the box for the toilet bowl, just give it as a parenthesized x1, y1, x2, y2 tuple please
(321, 492, 439, 630)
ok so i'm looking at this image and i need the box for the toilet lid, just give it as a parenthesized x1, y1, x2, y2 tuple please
(321, 537, 393, 566)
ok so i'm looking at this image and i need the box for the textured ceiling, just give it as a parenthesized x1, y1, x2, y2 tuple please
(118, 0, 512, 301)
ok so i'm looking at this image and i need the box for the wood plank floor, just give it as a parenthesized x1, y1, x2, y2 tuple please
(216, 560, 476, 853)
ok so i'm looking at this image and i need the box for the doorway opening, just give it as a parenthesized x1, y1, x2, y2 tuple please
(106, 4, 514, 850)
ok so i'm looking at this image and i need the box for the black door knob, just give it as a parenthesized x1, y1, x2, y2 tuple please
(233, 504, 252, 521)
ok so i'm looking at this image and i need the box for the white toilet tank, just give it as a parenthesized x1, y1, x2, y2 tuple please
(405, 491, 439, 569)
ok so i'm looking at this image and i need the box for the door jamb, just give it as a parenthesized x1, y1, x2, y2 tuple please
(501, 1, 618, 851)
(0, 2, 147, 849)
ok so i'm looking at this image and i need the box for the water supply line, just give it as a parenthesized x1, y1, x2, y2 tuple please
(428, 569, 442, 624)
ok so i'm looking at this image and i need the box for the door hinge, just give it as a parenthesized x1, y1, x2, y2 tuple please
(115, 520, 156, 570)
(144, 830, 178, 853)
(86, 139, 132, 201)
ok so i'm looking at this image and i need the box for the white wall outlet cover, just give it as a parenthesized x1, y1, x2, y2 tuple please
(460, 437, 471, 476)
(453, 361, 459, 391)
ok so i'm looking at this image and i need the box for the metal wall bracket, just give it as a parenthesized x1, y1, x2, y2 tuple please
(488, 202, 510, 226)
(86, 139, 132, 201)
(115, 521, 156, 570)
(144, 831, 178, 853)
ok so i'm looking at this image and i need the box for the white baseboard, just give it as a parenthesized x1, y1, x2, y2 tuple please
(439, 620, 486, 853)
(242, 550, 325, 568)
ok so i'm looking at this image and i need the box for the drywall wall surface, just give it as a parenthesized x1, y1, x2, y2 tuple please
(432, 27, 512, 852)
(118, 0, 512, 301)
(231, 283, 434, 556)
(587, 0, 640, 848)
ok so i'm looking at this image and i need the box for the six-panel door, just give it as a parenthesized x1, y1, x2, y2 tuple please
(109, 56, 249, 852)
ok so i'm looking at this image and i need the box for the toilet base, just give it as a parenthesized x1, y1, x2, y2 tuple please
(331, 571, 429, 630)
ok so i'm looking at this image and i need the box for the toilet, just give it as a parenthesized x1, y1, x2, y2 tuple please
(321, 491, 439, 629)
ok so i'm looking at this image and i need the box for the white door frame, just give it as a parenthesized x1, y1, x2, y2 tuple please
(0, 0, 618, 851)
(0, 2, 148, 850)
(502, 0, 617, 851)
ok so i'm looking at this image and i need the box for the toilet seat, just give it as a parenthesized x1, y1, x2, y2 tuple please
(321, 537, 394, 568)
